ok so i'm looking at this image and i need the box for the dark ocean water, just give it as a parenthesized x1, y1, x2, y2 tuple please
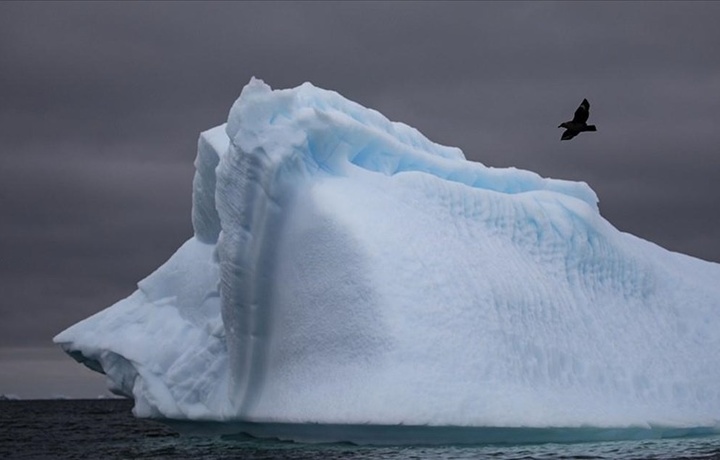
(2, 399, 720, 460)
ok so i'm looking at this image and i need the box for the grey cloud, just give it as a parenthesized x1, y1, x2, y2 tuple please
(0, 149, 194, 345)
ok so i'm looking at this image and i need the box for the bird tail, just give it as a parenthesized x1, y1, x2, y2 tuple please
(586, 125, 597, 131)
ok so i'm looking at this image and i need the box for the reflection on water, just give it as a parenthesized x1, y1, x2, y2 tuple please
(2, 399, 719, 460)
(168, 418, 720, 446)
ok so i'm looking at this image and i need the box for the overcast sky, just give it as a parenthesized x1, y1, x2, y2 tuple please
(1, 1, 719, 398)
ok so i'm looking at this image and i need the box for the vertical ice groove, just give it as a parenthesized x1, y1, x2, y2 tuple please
(215, 111, 300, 415)
(216, 142, 263, 413)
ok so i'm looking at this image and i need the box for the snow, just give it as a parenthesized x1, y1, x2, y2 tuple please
(54, 78, 720, 434)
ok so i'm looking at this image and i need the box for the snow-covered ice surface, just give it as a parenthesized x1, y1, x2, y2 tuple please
(55, 78, 720, 443)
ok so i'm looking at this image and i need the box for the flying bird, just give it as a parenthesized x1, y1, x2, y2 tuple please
(558, 99, 597, 141)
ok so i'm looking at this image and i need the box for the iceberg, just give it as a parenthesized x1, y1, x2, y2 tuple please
(54, 78, 720, 442)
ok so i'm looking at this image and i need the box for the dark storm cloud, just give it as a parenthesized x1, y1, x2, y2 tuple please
(1, 2, 719, 389)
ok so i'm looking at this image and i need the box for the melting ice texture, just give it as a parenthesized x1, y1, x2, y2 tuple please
(55, 78, 720, 432)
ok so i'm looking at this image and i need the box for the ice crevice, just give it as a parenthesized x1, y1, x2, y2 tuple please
(54, 78, 720, 435)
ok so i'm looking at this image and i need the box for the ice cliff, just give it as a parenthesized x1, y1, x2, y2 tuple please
(55, 79, 720, 434)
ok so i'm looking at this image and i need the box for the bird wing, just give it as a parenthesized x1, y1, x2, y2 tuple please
(571, 99, 590, 124)
(561, 129, 578, 141)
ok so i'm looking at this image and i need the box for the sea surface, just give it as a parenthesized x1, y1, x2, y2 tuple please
(2, 399, 720, 460)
